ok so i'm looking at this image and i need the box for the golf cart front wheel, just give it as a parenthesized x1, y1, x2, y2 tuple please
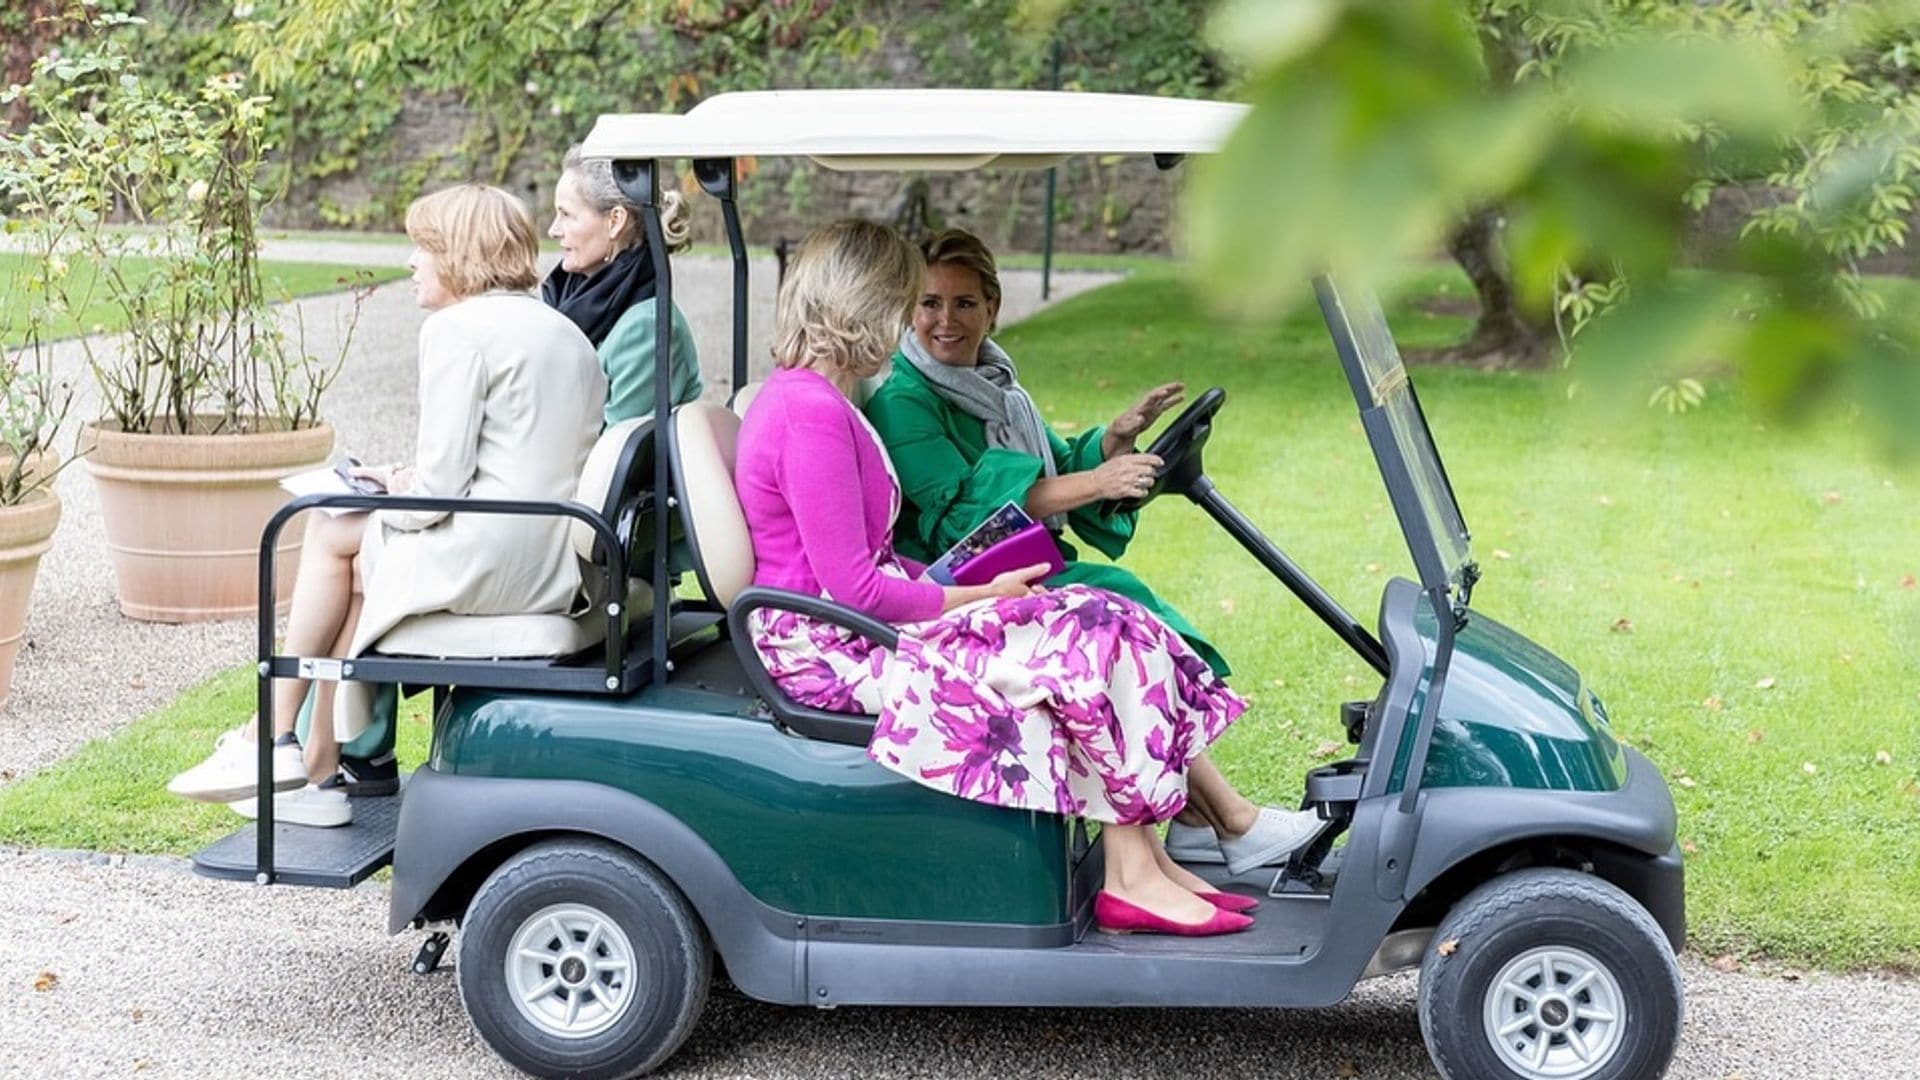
(1418, 868, 1682, 1080)
(456, 839, 710, 1079)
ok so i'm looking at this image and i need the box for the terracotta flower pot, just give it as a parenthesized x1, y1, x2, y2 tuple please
(81, 419, 335, 623)
(0, 486, 62, 709)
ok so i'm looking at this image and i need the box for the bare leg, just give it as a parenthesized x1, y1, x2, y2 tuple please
(302, 591, 364, 781)
(241, 513, 367, 743)
(1184, 753, 1261, 838)
(1102, 824, 1215, 924)
(1148, 827, 1217, 894)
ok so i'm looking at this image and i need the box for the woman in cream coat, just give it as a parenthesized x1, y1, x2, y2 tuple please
(167, 183, 606, 826)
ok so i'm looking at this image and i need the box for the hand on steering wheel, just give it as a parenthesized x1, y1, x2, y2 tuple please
(1089, 452, 1164, 502)
(1097, 386, 1227, 518)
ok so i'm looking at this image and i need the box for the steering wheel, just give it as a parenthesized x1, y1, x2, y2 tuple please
(1101, 386, 1226, 517)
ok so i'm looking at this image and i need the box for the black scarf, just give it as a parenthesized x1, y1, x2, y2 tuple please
(541, 243, 658, 348)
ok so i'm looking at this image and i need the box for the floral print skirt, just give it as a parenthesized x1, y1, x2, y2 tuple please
(748, 585, 1246, 825)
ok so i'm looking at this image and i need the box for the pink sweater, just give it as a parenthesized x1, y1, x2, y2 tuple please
(735, 368, 945, 624)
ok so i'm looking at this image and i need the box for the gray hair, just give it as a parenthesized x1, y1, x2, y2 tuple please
(561, 144, 692, 254)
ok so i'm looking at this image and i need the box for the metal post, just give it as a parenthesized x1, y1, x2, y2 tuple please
(1041, 37, 1062, 301)
(614, 159, 673, 688)
(694, 158, 748, 396)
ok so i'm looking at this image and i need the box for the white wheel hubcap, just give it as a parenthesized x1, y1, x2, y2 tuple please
(1483, 945, 1626, 1079)
(506, 902, 638, 1039)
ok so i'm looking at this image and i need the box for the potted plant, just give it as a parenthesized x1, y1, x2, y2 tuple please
(1, 9, 360, 622)
(0, 309, 71, 707)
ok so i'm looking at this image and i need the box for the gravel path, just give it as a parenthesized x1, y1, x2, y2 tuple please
(2, 848, 1915, 1079)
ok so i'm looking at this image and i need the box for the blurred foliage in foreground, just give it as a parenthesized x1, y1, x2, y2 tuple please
(1184, 0, 1920, 458)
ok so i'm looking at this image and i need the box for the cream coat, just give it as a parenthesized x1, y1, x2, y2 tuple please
(335, 291, 607, 740)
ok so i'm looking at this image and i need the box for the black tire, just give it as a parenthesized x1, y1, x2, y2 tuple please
(1418, 868, 1682, 1080)
(456, 839, 710, 1079)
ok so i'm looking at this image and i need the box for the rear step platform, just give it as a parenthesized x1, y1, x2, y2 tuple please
(190, 791, 401, 888)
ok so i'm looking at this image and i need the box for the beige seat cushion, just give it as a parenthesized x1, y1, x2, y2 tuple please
(570, 415, 651, 560)
(376, 578, 653, 659)
(672, 402, 755, 607)
(730, 381, 764, 419)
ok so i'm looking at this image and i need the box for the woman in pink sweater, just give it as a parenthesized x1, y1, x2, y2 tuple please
(736, 220, 1254, 938)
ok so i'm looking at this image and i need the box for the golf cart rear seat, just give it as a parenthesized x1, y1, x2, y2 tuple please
(262, 414, 715, 700)
(370, 416, 657, 661)
(669, 399, 894, 747)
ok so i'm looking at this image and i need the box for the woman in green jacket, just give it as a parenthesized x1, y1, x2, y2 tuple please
(543, 144, 702, 424)
(864, 228, 1224, 676)
(866, 229, 1320, 873)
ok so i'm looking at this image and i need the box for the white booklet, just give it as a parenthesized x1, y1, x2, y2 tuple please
(279, 459, 386, 517)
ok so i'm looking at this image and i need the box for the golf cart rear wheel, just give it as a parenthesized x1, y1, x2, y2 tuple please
(457, 839, 710, 1079)
(1418, 868, 1681, 1080)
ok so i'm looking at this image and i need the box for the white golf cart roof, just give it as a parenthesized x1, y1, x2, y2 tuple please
(579, 89, 1248, 171)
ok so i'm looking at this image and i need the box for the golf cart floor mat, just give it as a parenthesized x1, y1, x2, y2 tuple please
(190, 789, 401, 888)
(1078, 882, 1331, 959)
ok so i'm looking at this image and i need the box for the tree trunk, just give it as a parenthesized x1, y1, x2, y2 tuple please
(1431, 206, 1560, 369)
(3, 2, 62, 132)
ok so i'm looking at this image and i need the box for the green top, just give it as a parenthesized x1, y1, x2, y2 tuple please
(863, 354, 1135, 565)
(602, 300, 703, 425)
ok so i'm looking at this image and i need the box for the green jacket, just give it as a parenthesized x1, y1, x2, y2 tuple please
(863, 355, 1134, 566)
(602, 300, 702, 425)
(864, 354, 1228, 676)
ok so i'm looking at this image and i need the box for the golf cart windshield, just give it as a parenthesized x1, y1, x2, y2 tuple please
(1314, 277, 1476, 605)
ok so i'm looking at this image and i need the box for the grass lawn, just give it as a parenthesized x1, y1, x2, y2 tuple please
(1, 263, 1914, 971)
(0, 252, 407, 346)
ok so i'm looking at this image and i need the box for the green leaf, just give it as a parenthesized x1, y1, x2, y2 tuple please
(1208, 0, 1342, 70)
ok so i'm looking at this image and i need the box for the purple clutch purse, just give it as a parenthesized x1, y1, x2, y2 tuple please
(948, 522, 1066, 586)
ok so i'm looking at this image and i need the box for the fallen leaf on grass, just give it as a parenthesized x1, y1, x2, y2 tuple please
(1746, 729, 1764, 744)
(1492, 549, 1512, 560)
(1363, 562, 1383, 574)
(1681, 839, 1699, 856)
(1311, 740, 1344, 760)
(1901, 574, 1916, 589)
(1801, 762, 1819, 776)
(1702, 696, 1724, 711)
(1436, 938, 1459, 957)
(32, 971, 57, 992)
(1874, 750, 1893, 766)
(1218, 598, 1236, 615)
(1270, 678, 1287, 689)
(1610, 618, 1634, 634)
(1595, 494, 1612, 506)
(1675, 775, 1697, 789)
(1709, 954, 1741, 974)
(1821, 491, 1842, 505)
(1754, 676, 1777, 690)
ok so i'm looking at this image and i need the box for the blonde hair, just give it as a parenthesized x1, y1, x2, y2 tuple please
(404, 184, 540, 298)
(561, 144, 692, 254)
(773, 220, 923, 378)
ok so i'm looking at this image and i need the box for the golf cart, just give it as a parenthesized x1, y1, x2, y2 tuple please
(192, 90, 1686, 1080)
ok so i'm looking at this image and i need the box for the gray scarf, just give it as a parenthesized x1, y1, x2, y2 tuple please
(897, 328, 1063, 529)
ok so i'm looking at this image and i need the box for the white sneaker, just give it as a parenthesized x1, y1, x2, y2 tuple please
(166, 731, 306, 804)
(1220, 807, 1324, 875)
(1163, 820, 1227, 864)
(230, 783, 352, 828)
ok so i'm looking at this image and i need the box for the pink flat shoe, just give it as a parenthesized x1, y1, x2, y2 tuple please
(1198, 890, 1259, 914)
(1094, 891, 1254, 937)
